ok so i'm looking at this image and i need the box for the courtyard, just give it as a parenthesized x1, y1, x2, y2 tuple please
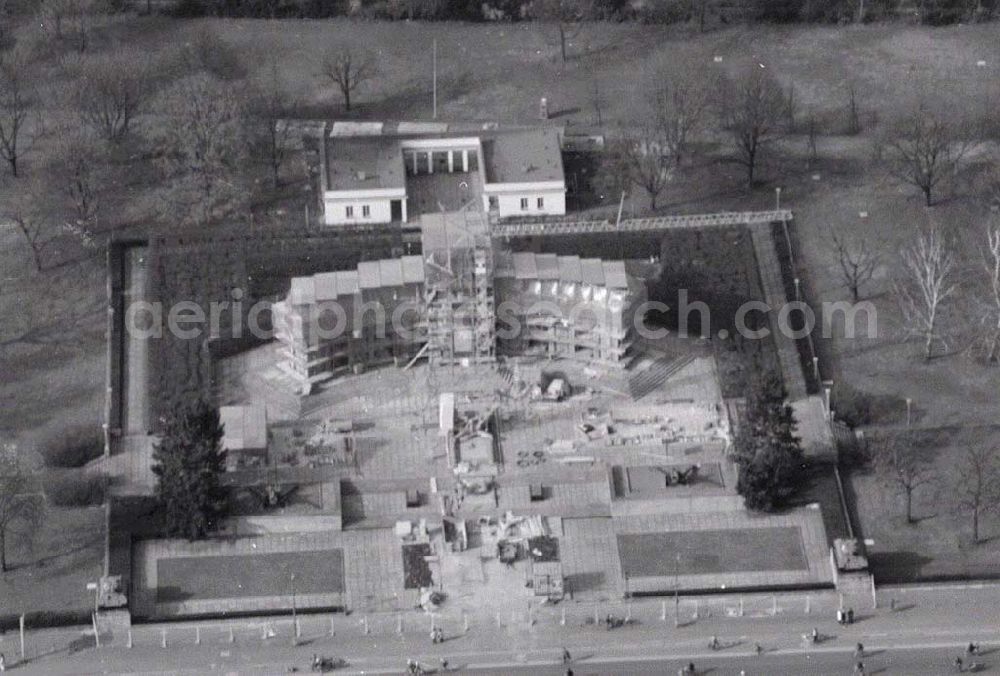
(122, 324, 837, 619)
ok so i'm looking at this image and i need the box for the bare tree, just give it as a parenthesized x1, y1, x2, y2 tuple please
(990, 162, 1000, 208)
(871, 430, 934, 524)
(620, 124, 674, 212)
(159, 74, 250, 226)
(320, 48, 377, 112)
(829, 228, 881, 302)
(0, 444, 42, 573)
(846, 83, 862, 135)
(953, 442, 1000, 543)
(8, 184, 58, 272)
(49, 130, 104, 227)
(250, 61, 298, 188)
(784, 84, 797, 131)
(533, 0, 586, 63)
(977, 215, 1000, 363)
(806, 113, 819, 165)
(38, 0, 96, 52)
(695, 0, 711, 31)
(590, 79, 604, 127)
(894, 224, 957, 361)
(878, 109, 972, 206)
(0, 47, 32, 177)
(75, 51, 151, 142)
(647, 70, 713, 168)
(717, 68, 787, 188)
(37, 0, 74, 40)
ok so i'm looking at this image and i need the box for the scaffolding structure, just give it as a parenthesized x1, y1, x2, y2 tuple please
(491, 210, 793, 238)
(420, 211, 496, 369)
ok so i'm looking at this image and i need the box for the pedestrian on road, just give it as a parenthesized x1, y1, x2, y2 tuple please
(754, 642, 763, 655)
(0, 652, 6, 672)
(562, 647, 571, 664)
(848, 608, 855, 624)
(836, 609, 845, 624)
(854, 661, 865, 675)
(709, 635, 719, 650)
(855, 642, 864, 658)
(955, 656, 964, 672)
(811, 627, 819, 643)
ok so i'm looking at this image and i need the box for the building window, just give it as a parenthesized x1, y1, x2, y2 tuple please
(362, 205, 371, 218)
(520, 197, 528, 210)
(537, 197, 544, 209)
(345, 206, 354, 218)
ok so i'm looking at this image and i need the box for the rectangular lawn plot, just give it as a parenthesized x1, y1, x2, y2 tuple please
(156, 550, 344, 602)
(617, 527, 807, 576)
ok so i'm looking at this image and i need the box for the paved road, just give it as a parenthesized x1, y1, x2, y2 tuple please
(466, 645, 985, 675)
(122, 245, 150, 434)
(7, 583, 1000, 674)
(11, 643, 985, 675)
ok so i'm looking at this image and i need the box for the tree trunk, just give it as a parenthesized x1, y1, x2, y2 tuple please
(988, 328, 1000, 363)
(29, 245, 43, 273)
(8, 153, 17, 178)
(1, 529, 6, 573)
(905, 487, 913, 523)
(973, 508, 980, 543)
(559, 25, 567, 63)
(746, 157, 755, 189)
(343, 87, 351, 112)
(923, 330, 934, 361)
(923, 185, 933, 206)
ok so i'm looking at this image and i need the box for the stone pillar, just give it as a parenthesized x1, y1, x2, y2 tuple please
(462, 149, 469, 172)
(411, 152, 418, 175)
(447, 150, 454, 173)
(427, 151, 433, 174)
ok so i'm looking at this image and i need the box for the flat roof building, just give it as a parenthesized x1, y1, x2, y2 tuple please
(320, 122, 567, 226)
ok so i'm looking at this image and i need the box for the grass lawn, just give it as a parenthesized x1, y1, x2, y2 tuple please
(617, 528, 808, 576)
(156, 549, 345, 602)
(770, 145, 1000, 580)
(844, 426, 1000, 583)
(0, 506, 105, 621)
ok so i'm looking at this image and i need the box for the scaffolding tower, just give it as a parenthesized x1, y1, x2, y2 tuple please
(420, 211, 496, 369)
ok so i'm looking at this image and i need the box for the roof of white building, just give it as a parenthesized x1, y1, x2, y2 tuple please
(498, 252, 634, 290)
(324, 123, 564, 193)
(481, 128, 564, 184)
(288, 255, 425, 304)
(324, 136, 407, 191)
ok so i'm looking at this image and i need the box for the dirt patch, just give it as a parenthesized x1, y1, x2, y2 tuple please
(403, 543, 434, 589)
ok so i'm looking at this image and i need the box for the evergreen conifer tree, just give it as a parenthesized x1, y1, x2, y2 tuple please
(734, 366, 803, 511)
(152, 401, 227, 539)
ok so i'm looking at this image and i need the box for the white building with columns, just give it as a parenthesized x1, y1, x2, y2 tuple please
(319, 121, 566, 226)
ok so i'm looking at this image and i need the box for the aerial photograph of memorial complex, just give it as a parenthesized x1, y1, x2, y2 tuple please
(1, 1, 1000, 674)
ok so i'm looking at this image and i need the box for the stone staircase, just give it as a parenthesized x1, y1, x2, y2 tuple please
(627, 354, 696, 400)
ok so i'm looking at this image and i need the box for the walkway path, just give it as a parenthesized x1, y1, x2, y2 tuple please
(6, 583, 1000, 674)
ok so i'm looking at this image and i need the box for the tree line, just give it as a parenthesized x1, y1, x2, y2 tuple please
(162, 0, 997, 25)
